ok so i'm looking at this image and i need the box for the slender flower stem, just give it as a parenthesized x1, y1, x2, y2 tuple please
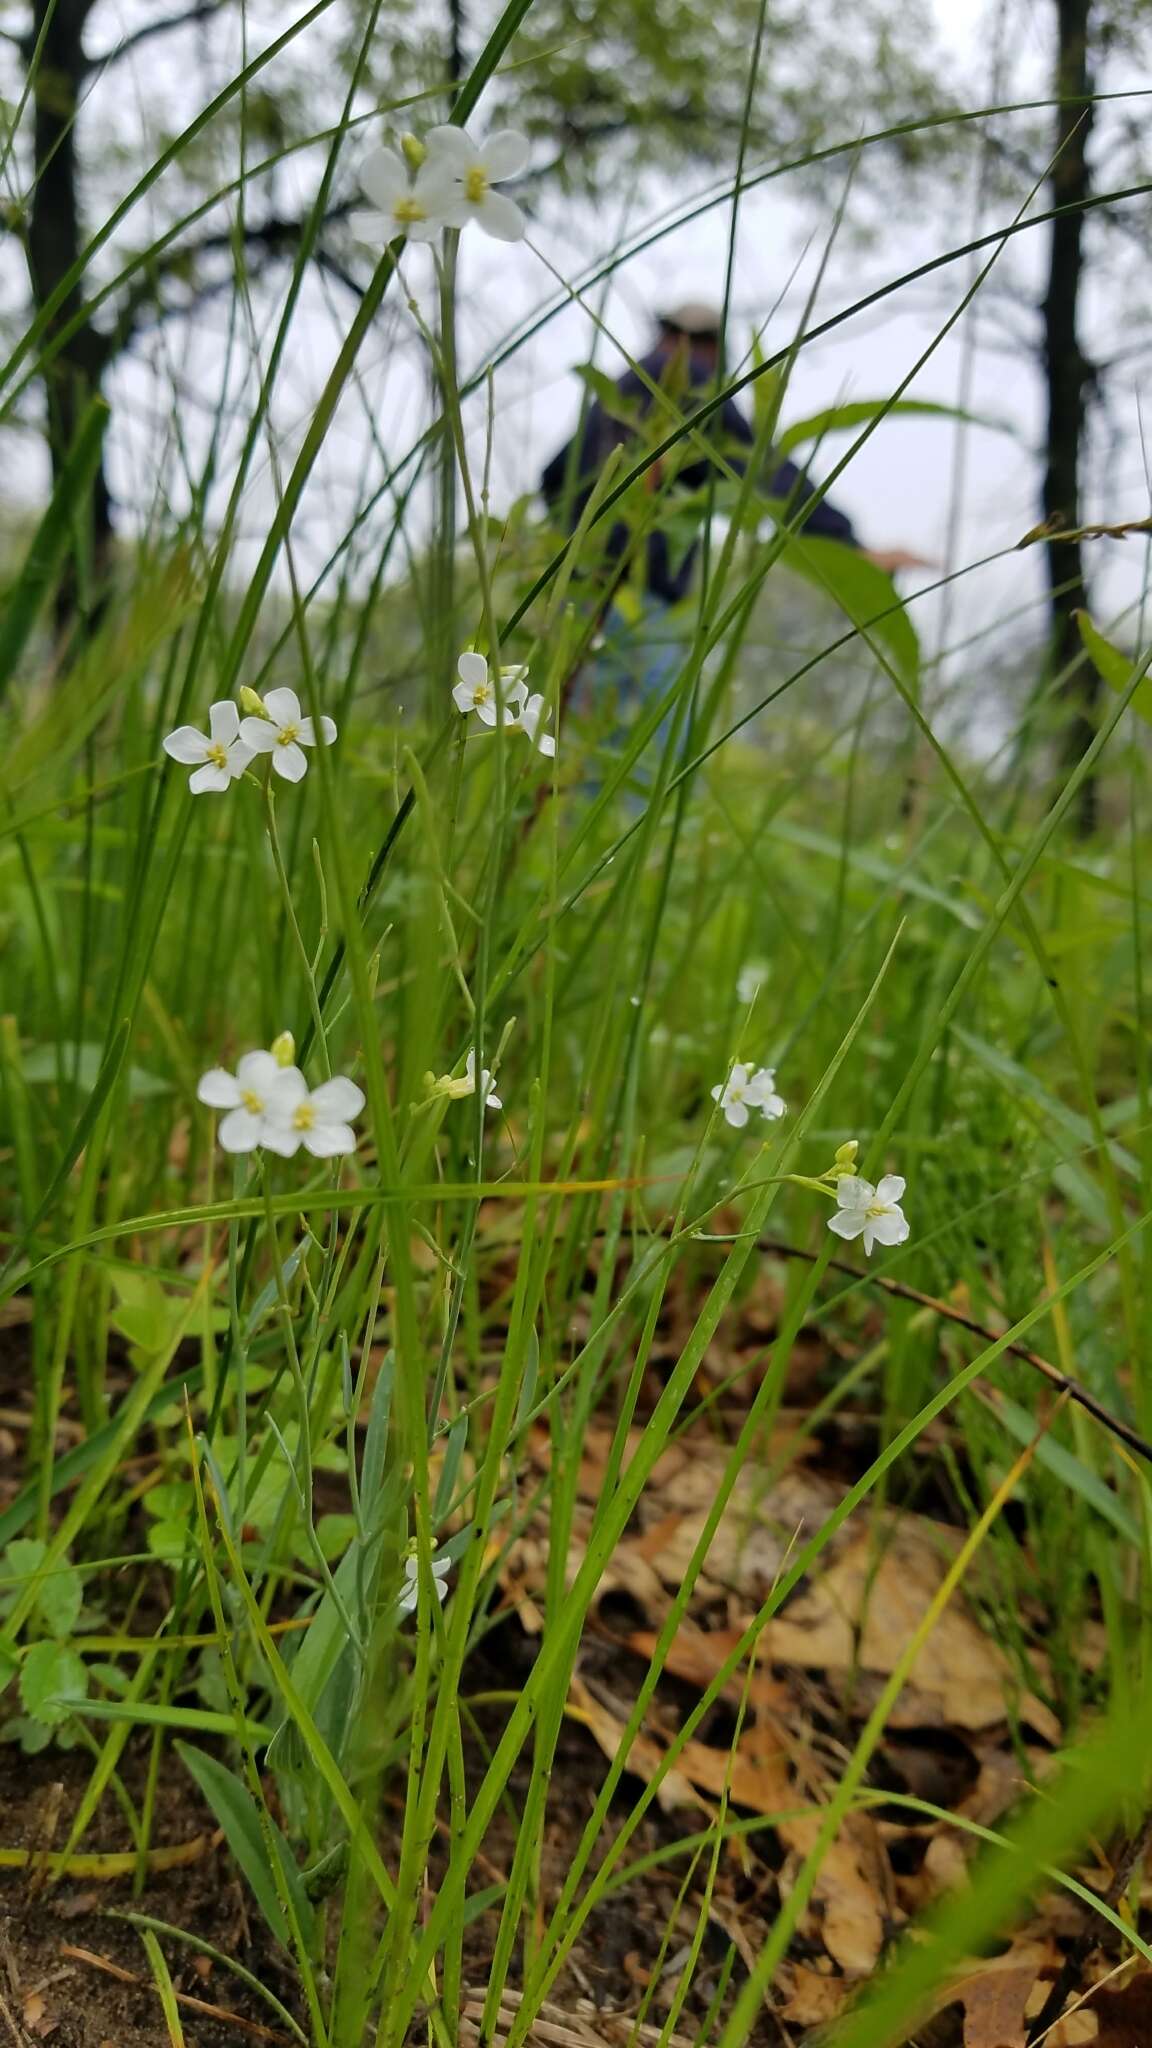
(263, 780, 330, 1076)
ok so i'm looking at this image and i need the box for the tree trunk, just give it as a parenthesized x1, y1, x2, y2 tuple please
(1041, 0, 1097, 829)
(25, 0, 113, 639)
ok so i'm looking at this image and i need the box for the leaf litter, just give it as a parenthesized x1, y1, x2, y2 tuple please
(489, 1395, 1135, 2040)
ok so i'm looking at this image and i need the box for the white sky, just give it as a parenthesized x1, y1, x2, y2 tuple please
(7, 0, 1152, 680)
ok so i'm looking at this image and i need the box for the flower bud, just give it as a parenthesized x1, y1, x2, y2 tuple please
(270, 1030, 296, 1067)
(239, 686, 267, 717)
(400, 132, 426, 172)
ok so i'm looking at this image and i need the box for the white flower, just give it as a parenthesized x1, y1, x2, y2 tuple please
(196, 1048, 306, 1154)
(350, 145, 453, 243)
(452, 651, 529, 726)
(238, 688, 337, 783)
(710, 1062, 783, 1129)
(711, 1063, 762, 1128)
(828, 1175, 910, 1257)
(262, 1073, 365, 1159)
(737, 961, 768, 1005)
(421, 126, 529, 242)
(749, 1066, 786, 1121)
(518, 691, 557, 759)
(163, 701, 254, 794)
(464, 1048, 501, 1111)
(398, 1553, 451, 1615)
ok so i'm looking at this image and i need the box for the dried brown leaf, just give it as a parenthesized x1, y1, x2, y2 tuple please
(767, 1529, 1060, 1740)
(780, 1962, 851, 2026)
(777, 1812, 893, 1976)
(624, 1624, 790, 1712)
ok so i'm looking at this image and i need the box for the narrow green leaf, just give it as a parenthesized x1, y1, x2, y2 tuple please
(1076, 608, 1152, 724)
(175, 1742, 314, 1953)
(0, 400, 109, 704)
(770, 525, 920, 691)
(775, 396, 1011, 460)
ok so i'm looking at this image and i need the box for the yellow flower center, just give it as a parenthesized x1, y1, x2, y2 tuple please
(393, 195, 427, 224)
(866, 1198, 891, 1218)
(207, 743, 228, 769)
(241, 1089, 264, 1114)
(293, 1102, 316, 1131)
(276, 723, 300, 747)
(464, 165, 489, 203)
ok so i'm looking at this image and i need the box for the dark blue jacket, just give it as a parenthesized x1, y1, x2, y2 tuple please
(540, 345, 857, 604)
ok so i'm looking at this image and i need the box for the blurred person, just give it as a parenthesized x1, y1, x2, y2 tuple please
(540, 301, 928, 746)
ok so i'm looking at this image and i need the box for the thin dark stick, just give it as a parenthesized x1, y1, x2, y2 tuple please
(759, 1237, 1152, 1470)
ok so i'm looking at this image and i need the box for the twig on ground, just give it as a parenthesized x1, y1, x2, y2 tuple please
(758, 1238, 1152, 1470)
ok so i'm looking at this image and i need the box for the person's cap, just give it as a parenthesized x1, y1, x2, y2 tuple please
(656, 301, 724, 338)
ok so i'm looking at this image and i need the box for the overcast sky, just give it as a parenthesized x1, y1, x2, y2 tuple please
(8, 0, 1152, 689)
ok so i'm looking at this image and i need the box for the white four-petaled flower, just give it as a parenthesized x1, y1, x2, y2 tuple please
(163, 701, 254, 794)
(464, 1047, 502, 1111)
(262, 1073, 366, 1159)
(196, 1049, 306, 1154)
(518, 691, 557, 758)
(711, 1063, 786, 1128)
(736, 961, 768, 1005)
(197, 1048, 363, 1159)
(351, 145, 452, 243)
(398, 1553, 452, 1615)
(828, 1175, 910, 1257)
(453, 651, 528, 726)
(239, 688, 337, 783)
(421, 126, 529, 242)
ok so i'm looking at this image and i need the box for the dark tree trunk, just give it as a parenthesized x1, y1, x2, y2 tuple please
(25, 0, 113, 638)
(1042, 0, 1097, 830)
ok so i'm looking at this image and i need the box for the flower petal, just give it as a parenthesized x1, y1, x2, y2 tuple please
(236, 1050, 279, 1095)
(261, 1122, 303, 1158)
(828, 1210, 867, 1240)
(188, 762, 232, 794)
(474, 189, 525, 242)
(875, 1175, 906, 1204)
(535, 731, 557, 758)
(272, 742, 308, 782)
(833, 1177, 873, 1210)
(266, 1067, 309, 1111)
(239, 716, 279, 752)
(218, 1106, 264, 1153)
(197, 1067, 240, 1108)
(360, 146, 408, 211)
(452, 681, 477, 714)
(309, 1076, 365, 1120)
(724, 1100, 750, 1128)
(457, 651, 489, 689)
(422, 124, 476, 169)
(262, 686, 302, 728)
(302, 1120, 357, 1157)
(224, 742, 256, 777)
(208, 701, 241, 745)
(162, 725, 208, 764)
(474, 699, 498, 727)
(869, 1210, 910, 1247)
(302, 715, 338, 745)
(404, 212, 450, 242)
(483, 130, 530, 181)
(485, 1090, 503, 1110)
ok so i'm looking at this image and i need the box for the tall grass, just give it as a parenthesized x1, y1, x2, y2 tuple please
(2, 10, 1152, 2044)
